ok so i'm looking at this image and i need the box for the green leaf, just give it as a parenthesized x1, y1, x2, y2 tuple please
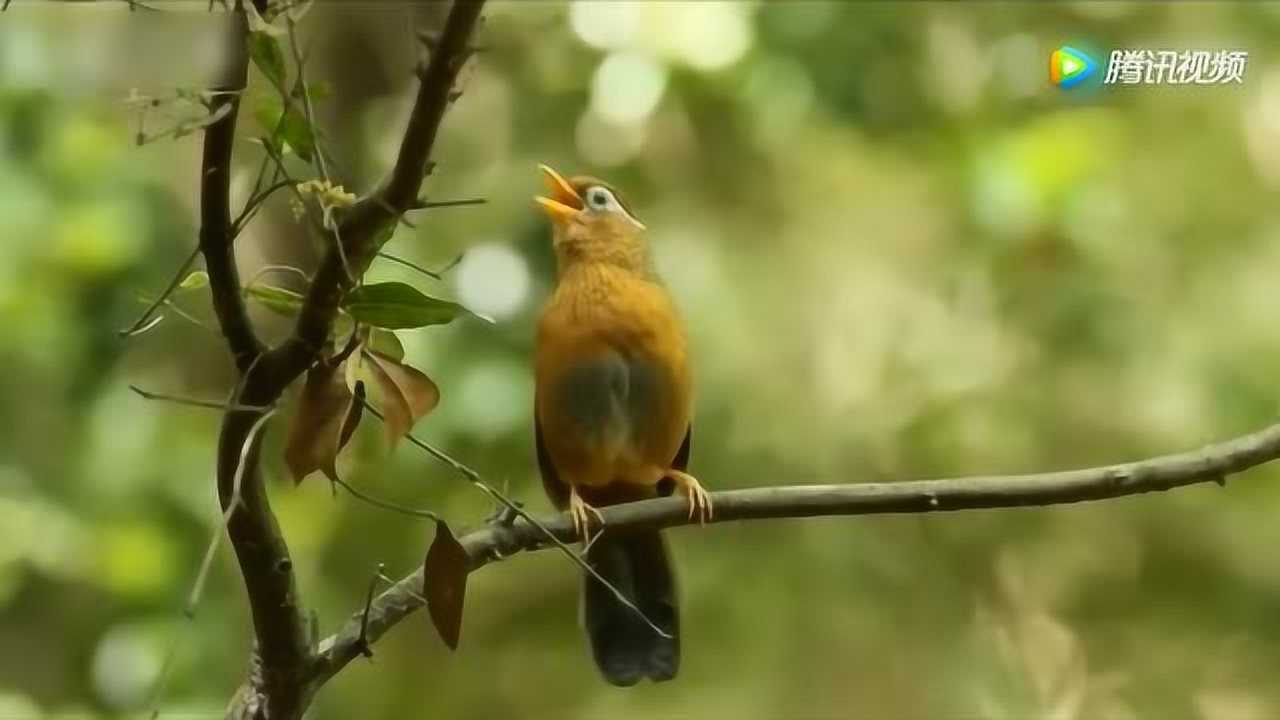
(304, 79, 333, 101)
(179, 270, 209, 290)
(249, 32, 286, 90)
(368, 328, 405, 361)
(253, 97, 315, 162)
(342, 282, 471, 330)
(252, 102, 282, 154)
(245, 284, 305, 317)
(423, 520, 468, 651)
(279, 110, 315, 162)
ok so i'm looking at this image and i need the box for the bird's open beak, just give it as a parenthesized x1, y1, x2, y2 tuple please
(535, 164, 582, 225)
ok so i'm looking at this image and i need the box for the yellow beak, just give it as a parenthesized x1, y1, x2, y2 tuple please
(535, 164, 582, 225)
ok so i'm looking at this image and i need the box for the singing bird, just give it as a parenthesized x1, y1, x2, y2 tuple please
(533, 165, 711, 686)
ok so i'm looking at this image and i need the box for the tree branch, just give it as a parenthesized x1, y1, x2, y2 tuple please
(311, 418, 1280, 684)
(383, 6, 480, 212)
(278, 0, 485, 374)
(192, 5, 313, 719)
(194, 2, 487, 718)
(199, 6, 262, 373)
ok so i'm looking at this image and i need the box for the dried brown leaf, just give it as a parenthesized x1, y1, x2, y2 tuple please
(364, 349, 440, 446)
(344, 349, 364, 393)
(338, 380, 366, 455)
(423, 520, 468, 651)
(284, 363, 363, 484)
(366, 349, 439, 418)
(364, 354, 413, 444)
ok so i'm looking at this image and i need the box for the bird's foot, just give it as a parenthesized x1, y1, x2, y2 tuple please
(569, 488, 605, 545)
(666, 470, 713, 524)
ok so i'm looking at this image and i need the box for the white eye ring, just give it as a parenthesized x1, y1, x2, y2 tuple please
(585, 187, 612, 210)
(582, 184, 645, 229)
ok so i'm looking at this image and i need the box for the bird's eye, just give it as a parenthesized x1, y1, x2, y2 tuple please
(586, 187, 611, 210)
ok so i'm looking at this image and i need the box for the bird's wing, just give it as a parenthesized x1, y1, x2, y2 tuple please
(535, 396, 570, 510)
(672, 424, 691, 472)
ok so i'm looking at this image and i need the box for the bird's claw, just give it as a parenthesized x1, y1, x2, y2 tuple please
(667, 470, 713, 525)
(569, 490, 605, 545)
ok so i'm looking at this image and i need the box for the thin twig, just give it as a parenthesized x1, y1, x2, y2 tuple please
(119, 244, 202, 338)
(257, 134, 354, 287)
(244, 144, 275, 214)
(355, 563, 386, 658)
(186, 409, 277, 617)
(377, 571, 426, 604)
(434, 252, 464, 276)
(332, 476, 440, 522)
(377, 196, 485, 230)
(129, 385, 274, 413)
(132, 294, 213, 333)
(284, 15, 356, 287)
(232, 178, 294, 236)
(411, 197, 487, 210)
(376, 251, 464, 280)
(246, 264, 312, 290)
(158, 300, 209, 331)
(327, 213, 354, 288)
(145, 630, 182, 720)
(234, 26, 310, 242)
(122, 314, 166, 339)
(360, 401, 670, 641)
(138, 103, 235, 145)
(286, 17, 329, 186)
(257, 137, 309, 212)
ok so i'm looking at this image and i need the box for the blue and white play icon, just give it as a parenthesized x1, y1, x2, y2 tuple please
(1050, 46, 1099, 89)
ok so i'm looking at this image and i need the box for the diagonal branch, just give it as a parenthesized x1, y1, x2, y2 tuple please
(278, 0, 485, 368)
(382, 6, 480, 212)
(311, 418, 1280, 685)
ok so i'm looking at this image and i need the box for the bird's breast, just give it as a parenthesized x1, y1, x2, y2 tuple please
(536, 265, 691, 487)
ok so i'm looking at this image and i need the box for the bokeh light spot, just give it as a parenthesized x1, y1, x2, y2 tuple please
(591, 52, 668, 125)
(454, 242, 531, 321)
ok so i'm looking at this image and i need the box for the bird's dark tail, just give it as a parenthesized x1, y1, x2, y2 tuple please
(582, 528, 679, 686)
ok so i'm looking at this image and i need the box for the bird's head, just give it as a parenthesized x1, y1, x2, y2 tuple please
(535, 164, 650, 274)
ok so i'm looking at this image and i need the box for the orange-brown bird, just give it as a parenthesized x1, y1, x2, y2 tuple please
(533, 164, 711, 686)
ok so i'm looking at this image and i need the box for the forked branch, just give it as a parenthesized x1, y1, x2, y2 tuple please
(192, 1, 487, 718)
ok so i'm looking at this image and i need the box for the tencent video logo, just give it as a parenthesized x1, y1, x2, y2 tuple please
(1049, 46, 1098, 89)
(1050, 45, 1248, 90)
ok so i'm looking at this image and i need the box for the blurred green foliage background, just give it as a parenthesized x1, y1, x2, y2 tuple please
(4, 1, 1280, 718)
